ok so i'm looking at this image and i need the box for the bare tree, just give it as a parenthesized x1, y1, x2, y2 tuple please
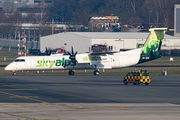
(34, 1, 49, 24)
(142, 0, 180, 28)
(3, 0, 17, 13)
(10, 10, 23, 39)
(33, 0, 50, 38)
(0, 1, 22, 39)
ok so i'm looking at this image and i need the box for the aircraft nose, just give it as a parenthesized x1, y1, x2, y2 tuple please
(5, 65, 12, 71)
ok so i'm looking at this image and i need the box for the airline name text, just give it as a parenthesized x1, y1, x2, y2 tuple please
(36, 58, 71, 68)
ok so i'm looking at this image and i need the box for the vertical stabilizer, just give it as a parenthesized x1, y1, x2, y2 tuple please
(139, 28, 167, 63)
(143, 28, 167, 56)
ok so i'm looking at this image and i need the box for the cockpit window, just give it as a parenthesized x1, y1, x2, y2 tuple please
(14, 59, 19, 62)
(14, 59, 25, 62)
(19, 59, 25, 62)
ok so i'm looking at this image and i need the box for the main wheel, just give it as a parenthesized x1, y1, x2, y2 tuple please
(68, 70, 75, 76)
(93, 70, 100, 76)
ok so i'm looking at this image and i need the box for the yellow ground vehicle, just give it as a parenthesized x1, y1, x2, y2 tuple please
(123, 70, 151, 85)
(139, 72, 151, 85)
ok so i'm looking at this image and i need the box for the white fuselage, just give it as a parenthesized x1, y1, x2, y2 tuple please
(5, 48, 142, 71)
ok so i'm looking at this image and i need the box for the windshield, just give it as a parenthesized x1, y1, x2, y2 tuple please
(14, 59, 25, 62)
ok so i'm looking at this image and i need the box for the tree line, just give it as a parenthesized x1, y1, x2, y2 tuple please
(0, 0, 180, 39)
(50, 0, 180, 28)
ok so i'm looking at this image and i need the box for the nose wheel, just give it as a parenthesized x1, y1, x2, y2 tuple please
(12, 72, 16, 76)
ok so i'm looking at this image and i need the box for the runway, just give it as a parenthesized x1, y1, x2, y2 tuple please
(0, 76, 180, 120)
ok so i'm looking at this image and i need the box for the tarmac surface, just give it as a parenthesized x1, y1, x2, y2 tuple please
(0, 75, 180, 120)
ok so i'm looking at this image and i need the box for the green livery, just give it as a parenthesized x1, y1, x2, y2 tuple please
(139, 28, 167, 63)
(82, 56, 101, 61)
(36, 58, 71, 68)
(36, 56, 102, 68)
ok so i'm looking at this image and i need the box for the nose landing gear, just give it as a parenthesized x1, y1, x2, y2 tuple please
(12, 72, 16, 76)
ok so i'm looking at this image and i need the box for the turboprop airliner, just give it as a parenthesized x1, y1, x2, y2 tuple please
(5, 28, 167, 76)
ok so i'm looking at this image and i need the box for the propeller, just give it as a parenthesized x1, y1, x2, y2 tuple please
(68, 46, 77, 66)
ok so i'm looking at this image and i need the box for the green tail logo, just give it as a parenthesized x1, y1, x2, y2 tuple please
(142, 28, 167, 58)
(138, 28, 167, 64)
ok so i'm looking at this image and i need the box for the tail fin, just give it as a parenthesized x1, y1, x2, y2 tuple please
(142, 28, 167, 58)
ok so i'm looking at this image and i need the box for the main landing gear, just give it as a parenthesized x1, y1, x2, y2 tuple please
(93, 65, 100, 76)
(68, 70, 75, 75)
(67, 47, 100, 76)
(68, 70, 100, 76)
(93, 70, 100, 76)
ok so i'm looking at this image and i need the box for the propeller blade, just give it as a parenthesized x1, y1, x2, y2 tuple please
(45, 47, 47, 53)
(71, 46, 74, 55)
(68, 46, 78, 66)
(49, 50, 52, 55)
(74, 51, 77, 56)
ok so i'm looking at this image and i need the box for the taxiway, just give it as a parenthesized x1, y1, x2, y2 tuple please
(0, 76, 180, 120)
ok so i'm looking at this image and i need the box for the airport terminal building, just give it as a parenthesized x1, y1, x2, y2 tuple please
(40, 32, 180, 53)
